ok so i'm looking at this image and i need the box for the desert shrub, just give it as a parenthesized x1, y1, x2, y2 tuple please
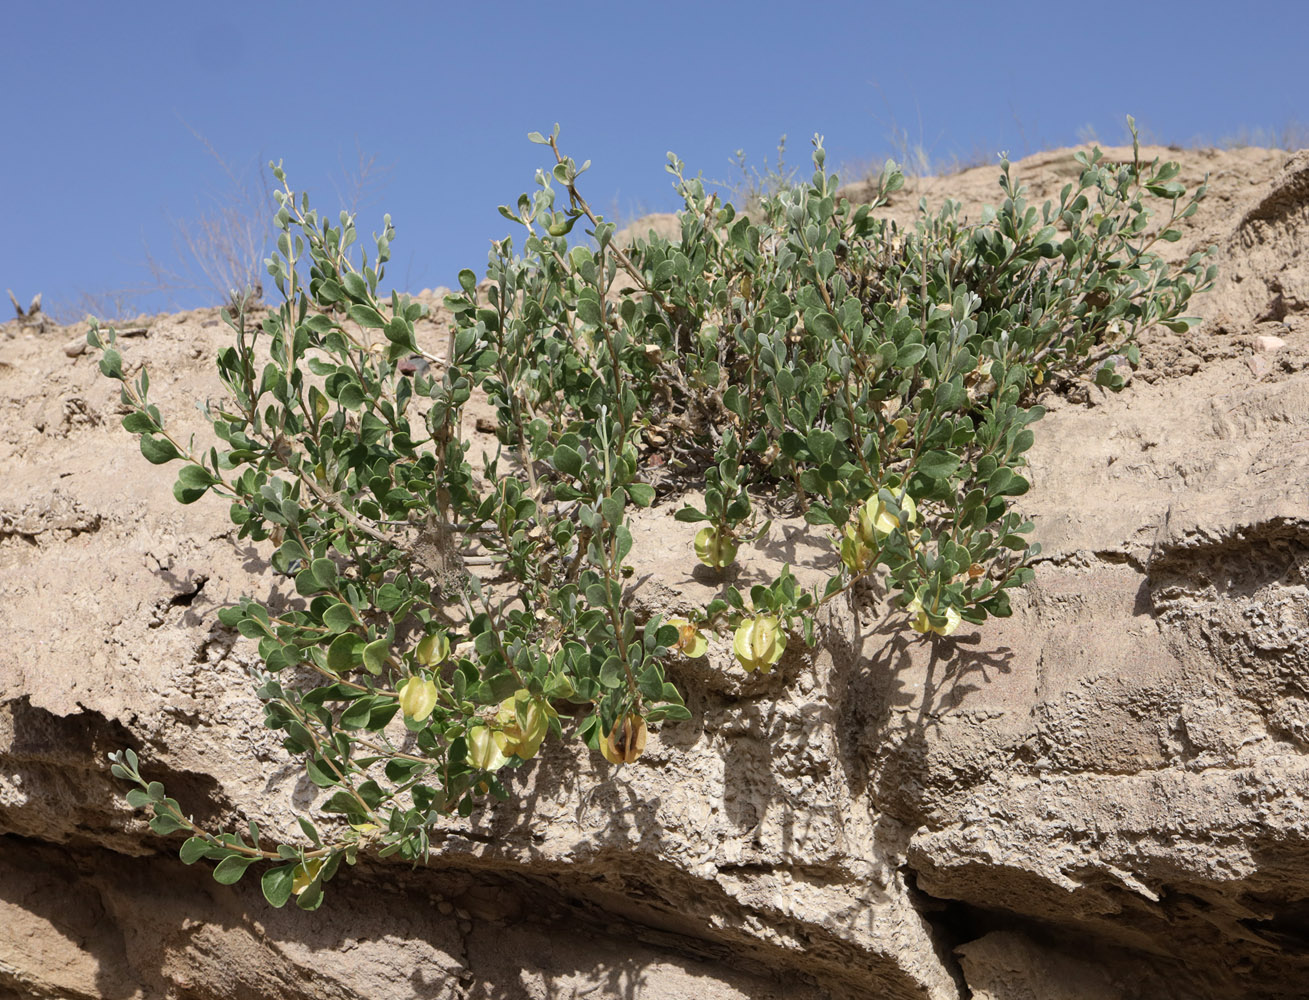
(94, 120, 1214, 909)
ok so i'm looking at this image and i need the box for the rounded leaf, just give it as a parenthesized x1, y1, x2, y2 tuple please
(361, 637, 390, 676)
(139, 435, 180, 465)
(261, 864, 297, 908)
(212, 854, 258, 885)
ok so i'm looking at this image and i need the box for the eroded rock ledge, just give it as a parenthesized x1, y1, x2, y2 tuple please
(3, 145, 1309, 999)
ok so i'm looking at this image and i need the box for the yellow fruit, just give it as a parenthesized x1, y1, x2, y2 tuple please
(415, 632, 450, 667)
(906, 598, 962, 636)
(600, 714, 648, 764)
(490, 690, 554, 760)
(857, 493, 917, 544)
(547, 672, 576, 699)
(733, 615, 786, 674)
(468, 725, 510, 771)
(292, 857, 324, 895)
(397, 677, 438, 722)
(841, 524, 874, 572)
(667, 617, 708, 658)
(934, 607, 962, 636)
(694, 526, 738, 568)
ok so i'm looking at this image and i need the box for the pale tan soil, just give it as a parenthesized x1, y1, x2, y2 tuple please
(1, 144, 1307, 999)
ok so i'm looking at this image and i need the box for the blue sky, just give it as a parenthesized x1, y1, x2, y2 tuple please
(4, 1, 1305, 319)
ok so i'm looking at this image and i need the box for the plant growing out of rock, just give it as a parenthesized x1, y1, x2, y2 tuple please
(94, 118, 1214, 908)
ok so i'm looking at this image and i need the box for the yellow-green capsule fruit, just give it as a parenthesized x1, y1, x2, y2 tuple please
(901, 494, 918, 525)
(415, 632, 450, 667)
(668, 617, 708, 658)
(600, 714, 648, 764)
(732, 615, 786, 674)
(292, 857, 324, 896)
(932, 606, 963, 636)
(907, 598, 961, 636)
(694, 526, 738, 568)
(841, 523, 875, 572)
(546, 671, 576, 700)
(859, 493, 917, 544)
(397, 677, 438, 722)
(468, 725, 510, 771)
(491, 690, 554, 760)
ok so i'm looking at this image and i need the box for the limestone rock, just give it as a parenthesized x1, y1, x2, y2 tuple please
(4, 143, 1309, 999)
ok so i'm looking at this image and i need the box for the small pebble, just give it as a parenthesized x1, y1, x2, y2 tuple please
(62, 338, 87, 358)
(1254, 335, 1286, 353)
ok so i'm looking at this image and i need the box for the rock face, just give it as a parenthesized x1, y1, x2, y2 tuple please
(2, 144, 1308, 999)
